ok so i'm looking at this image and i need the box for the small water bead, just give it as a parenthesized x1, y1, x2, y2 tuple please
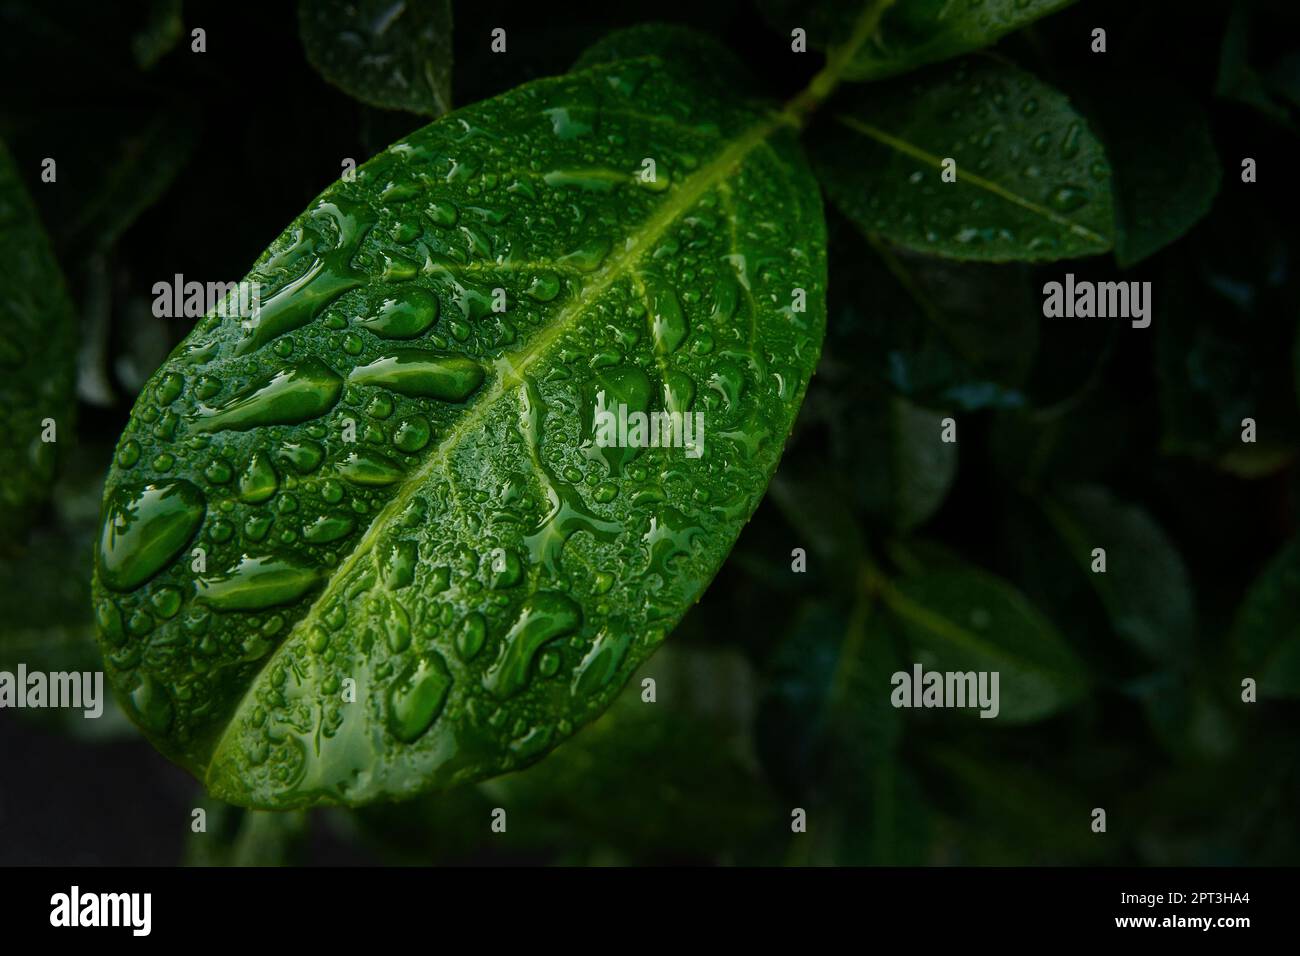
(277, 440, 324, 474)
(525, 272, 561, 301)
(150, 587, 183, 619)
(204, 460, 233, 484)
(366, 394, 394, 419)
(380, 539, 418, 590)
(209, 518, 234, 543)
(244, 514, 272, 541)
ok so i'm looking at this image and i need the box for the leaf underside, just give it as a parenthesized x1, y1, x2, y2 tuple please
(93, 54, 826, 808)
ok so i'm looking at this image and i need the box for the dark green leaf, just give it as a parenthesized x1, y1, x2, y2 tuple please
(1038, 485, 1196, 664)
(0, 137, 77, 536)
(814, 57, 1114, 262)
(1082, 78, 1220, 267)
(882, 561, 1088, 722)
(299, 0, 453, 116)
(760, 0, 1076, 82)
(1233, 539, 1300, 697)
(93, 51, 827, 808)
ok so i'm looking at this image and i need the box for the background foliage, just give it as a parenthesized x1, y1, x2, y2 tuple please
(0, 0, 1297, 864)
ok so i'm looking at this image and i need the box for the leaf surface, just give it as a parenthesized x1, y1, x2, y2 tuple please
(813, 57, 1114, 262)
(93, 52, 827, 808)
(300, 0, 453, 116)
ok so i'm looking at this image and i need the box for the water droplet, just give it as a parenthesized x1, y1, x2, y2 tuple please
(348, 350, 485, 401)
(192, 359, 342, 432)
(456, 611, 487, 660)
(354, 287, 439, 339)
(525, 271, 561, 302)
(303, 513, 355, 544)
(98, 481, 207, 592)
(558, 236, 611, 273)
(387, 651, 452, 742)
(483, 591, 582, 698)
(1049, 185, 1089, 213)
(643, 276, 687, 355)
(392, 415, 432, 453)
(196, 554, 322, 610)
(380, 539, 418, 589)
(336, 448, 405, 486)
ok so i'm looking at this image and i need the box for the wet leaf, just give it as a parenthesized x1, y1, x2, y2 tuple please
(761, 0, 1077, 83)
(300, 0, 453, 116)
(813, 57, 1113, 262)
(93, 42, 827, 808)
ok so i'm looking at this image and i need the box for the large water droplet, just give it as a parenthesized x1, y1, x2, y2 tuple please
(348, 350, 485, 401)
(196, 554, 322, 610)
(483, 591, 582, 698)
(354, 287, 439, 339)
(98, 481, 206, 592)
(387, 651, 452, 742)
(192, 359, 343, 432)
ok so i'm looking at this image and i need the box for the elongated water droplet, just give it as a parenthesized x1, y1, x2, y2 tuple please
(98, 480, 206, 592)
(238, 452, 278, 503)
(387, 651, 452, 742)
(302, 513, 355, 543)
(644, 276, 688, 355)
(336, 448, 405, 486)
(484, 591, 582, 698)
(348, 350, 485, 400)
(192, 359, 342, 432)
(196, 554, 322, 611)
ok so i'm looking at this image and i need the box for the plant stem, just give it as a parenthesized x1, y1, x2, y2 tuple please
(782, 0, 896, 126)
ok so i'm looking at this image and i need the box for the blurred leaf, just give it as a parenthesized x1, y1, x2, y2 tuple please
(882, 561, 1088, 722)
(0, 137, 77, 537)
(1233, 538, 1300, 697)
(1039, 485, 1196, 665)
(814, 57, 1113, 262)
(760, 0, 1076, 83)
(185, 802, 308, 866)
(1141, 674, 1239, 763)
(132, 0, 183, 70)
(769, 467, 864, 591)
(822, 220, 1038, 412)
(299, 0, 453, 116)
(1082, 77, 1220, 267)
(1217, 0, 1298, 126)
(852, 395, 957, 530)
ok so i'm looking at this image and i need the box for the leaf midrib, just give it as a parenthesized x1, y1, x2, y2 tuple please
(834, 114, 1109, 245)
(206, 104, 790, 782)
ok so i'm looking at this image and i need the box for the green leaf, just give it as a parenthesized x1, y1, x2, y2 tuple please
(761, 0, 1077, 83)
(1039, 486, 1196, 665)
(1233, 539, 1300, 697)
(571, 21, 754, 91)
(813, 57, 1114, 262)
(881, 561, 1087, 722)
(0, 137, 77, 536)
(299, 0, 453, 116)
(1082, 78, 1220, 267)
(92, 49, 827, 808)
(849, 394, 956, 530)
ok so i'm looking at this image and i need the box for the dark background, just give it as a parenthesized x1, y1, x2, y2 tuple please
(1, 0, 1298, 865)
